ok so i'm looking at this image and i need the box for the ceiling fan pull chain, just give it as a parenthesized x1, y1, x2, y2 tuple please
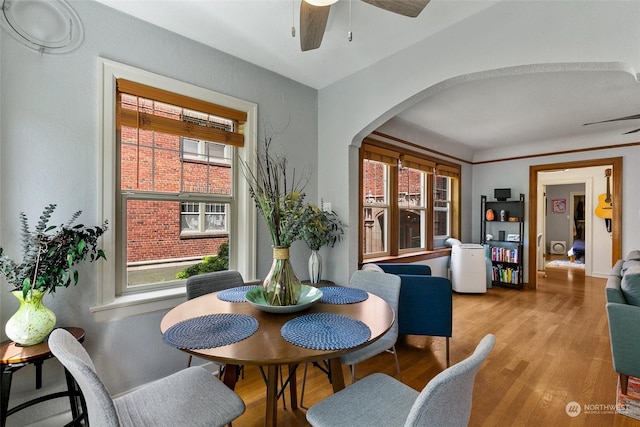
(291, 0, 296, 37)
(348, 0, 353, 41)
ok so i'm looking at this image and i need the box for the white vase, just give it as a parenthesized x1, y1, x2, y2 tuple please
(308, 250, 322, 284)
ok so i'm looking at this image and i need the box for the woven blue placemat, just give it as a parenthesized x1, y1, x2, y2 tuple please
(217, 286, 260, 303)
(281, 313, 371, 350)
(319, 287, 369, 304)
(163, 313, 258, 350)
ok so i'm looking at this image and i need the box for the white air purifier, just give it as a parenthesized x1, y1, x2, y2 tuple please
(550, 240, 567, 255)
(450, 244, 487, 293)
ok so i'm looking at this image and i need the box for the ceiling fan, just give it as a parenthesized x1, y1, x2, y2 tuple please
(300, 0, 430, 51)
(583, 113, 640, 134)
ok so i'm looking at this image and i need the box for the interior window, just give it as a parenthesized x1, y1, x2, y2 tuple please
(360, 139, 460, 261)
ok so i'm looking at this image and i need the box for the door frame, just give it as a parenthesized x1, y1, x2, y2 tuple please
(528, 157, 622, 289)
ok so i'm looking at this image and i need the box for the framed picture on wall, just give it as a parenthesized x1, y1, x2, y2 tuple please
(552, 199, 566, 214)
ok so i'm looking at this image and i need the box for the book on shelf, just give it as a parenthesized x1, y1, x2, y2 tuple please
(492, 265, 520, 284)
(490, 246, 519, 263)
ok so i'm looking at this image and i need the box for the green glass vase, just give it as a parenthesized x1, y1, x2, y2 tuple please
(5, 289, 56, 346)
(263, 247, 302, 306)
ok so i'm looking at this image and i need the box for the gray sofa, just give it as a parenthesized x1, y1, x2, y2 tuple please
(605, 251, 640, 394)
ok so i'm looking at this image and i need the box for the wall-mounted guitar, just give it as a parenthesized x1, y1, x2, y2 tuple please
(595, 168, 612, 232)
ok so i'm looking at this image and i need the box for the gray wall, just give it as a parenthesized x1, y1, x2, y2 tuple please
(546, 183, 585, 252)
(0, 2, 317, 424)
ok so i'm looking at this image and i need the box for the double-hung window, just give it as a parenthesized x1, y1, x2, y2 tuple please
(362, 148, 393, 257)
(95, 59, 257, 321)
(434, 175, 451, 246)
(360, 139, 460, 262)
(398, 154, 434, 253)
(116, 78, 245, 292)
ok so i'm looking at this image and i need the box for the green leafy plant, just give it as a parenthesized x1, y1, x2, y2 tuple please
(240, 135, 312, 248)
(302, 204, 345, 251)
(175, 242, 229, 279)
(0, 204, 108, 297)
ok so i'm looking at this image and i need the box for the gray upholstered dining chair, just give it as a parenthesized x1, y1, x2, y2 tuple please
(340, 270, 402, 383)
(186, 269, 246, 300)
(48, 328, 246, 427)
(186, 270, 246, 367)
(300, 270, 401, 407)
(306, 334, 495, 427)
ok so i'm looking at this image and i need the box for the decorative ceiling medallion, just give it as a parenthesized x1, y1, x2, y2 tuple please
(0, 0, 84, 54)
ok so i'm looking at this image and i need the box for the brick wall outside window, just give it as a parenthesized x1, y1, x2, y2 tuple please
(121, 122, 230, 264)
(126, 200, 226, 263)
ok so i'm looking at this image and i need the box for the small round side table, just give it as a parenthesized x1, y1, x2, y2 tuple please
(1, 327, 87, 427)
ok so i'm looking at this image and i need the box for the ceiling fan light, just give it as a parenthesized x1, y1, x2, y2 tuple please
(305, 0, 339, 6)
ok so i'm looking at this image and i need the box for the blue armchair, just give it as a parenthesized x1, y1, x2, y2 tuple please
(376, 263, 453, 365)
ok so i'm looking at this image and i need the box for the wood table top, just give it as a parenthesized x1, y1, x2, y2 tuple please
(1, 327, 85, 365)
(160, 291, 393, 366)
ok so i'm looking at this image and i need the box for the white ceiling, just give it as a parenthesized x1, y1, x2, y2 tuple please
(94, 0, 640, 155)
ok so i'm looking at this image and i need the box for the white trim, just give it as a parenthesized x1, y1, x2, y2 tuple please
(90, 287, 186, 323)
(93, 58, 257, 322)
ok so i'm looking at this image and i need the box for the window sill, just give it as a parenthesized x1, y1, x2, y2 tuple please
(362, 248, 451, 265)
(180, 233, 229, 240)
(90, 287, 186, 323)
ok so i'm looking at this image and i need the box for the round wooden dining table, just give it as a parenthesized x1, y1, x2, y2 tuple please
(160, 288, 394, 427)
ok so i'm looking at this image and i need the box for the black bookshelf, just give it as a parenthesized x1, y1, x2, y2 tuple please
(481, 193, 525, 289)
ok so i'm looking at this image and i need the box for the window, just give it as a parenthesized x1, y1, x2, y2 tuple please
(434, 175, 451, 238)
(181, 137, 230, 165)
(95, 58, 257, 321)
(117, 80, 244, 294)
(362, 159, 389, 256)
(180, 202, 228, 235)
(398, 166, 426, 251)
(360, 139, 460, 262)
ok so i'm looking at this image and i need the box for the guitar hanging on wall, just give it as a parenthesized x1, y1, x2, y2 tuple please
(595, 168, 612, 232)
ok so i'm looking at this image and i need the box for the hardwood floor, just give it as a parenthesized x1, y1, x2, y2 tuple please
(232, 268, 640, 426)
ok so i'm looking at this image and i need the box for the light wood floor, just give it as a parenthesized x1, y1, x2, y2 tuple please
(232, 267, 640, 426)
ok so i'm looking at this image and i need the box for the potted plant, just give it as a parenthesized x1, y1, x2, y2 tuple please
(0, 204, 108, 345)
(240, 136, 312, 306)
(302, 204, 344, 284)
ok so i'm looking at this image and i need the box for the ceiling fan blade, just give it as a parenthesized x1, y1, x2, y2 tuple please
(583, 113, 640, 126)
(300, 1, 331, 52)
(360, 0, 430, 18)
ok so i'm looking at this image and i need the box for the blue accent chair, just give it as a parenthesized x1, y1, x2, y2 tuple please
(376, 263, 453, 365)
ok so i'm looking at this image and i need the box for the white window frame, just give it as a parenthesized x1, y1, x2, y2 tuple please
(92, 58, 257, 322)
(434, 175, 452, 242)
